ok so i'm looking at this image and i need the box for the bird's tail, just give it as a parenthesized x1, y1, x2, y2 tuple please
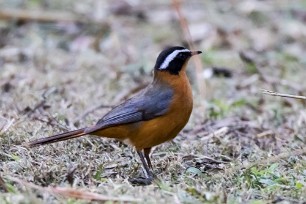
(24, 128, 87, 147)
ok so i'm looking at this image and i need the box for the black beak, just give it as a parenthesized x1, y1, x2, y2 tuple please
(191, 50, 202, 56)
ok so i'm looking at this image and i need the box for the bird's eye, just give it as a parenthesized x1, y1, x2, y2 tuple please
(177, 53, 184, 58)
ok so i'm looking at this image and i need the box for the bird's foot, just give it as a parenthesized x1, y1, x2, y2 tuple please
(128, 176, 153, 186)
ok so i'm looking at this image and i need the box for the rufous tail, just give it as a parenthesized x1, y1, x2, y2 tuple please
(24, 128, 87, 147)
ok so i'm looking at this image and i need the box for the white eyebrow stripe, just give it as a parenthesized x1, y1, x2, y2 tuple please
(160, 49, 190, 69)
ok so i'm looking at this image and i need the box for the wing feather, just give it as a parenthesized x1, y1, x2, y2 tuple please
(85, 83, 173, 133)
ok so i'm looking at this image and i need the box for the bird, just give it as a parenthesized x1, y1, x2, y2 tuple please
(25, 46, 202, 185)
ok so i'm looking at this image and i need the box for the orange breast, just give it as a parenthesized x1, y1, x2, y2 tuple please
(95, 69, 193, 150)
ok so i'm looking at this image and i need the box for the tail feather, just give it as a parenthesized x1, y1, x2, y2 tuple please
(24, 128, 87, 147)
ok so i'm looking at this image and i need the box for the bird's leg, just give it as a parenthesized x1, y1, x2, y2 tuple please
(144, 147, 153, 169)
(137, 150, 153, 178)
(129, 150, 154, 185)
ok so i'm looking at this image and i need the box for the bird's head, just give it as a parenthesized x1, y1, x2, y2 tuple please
(154, 46, 202, 75)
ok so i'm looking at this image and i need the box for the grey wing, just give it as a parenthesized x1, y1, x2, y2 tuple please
(85, 86, 173, 133)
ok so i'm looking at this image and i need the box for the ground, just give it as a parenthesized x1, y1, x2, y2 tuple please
(0, 0, 306, 203)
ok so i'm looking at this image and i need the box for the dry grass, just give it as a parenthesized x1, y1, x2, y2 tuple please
(1, 0, 306, 203)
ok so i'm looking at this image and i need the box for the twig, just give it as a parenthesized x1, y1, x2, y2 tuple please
(212, 147, 306, 180)
(31, 115, 69, 131)
(73, 104, 113, 125)
(239, 51, 302, 92)
(171, 0, 206, 102)
(0, 117, 15, 135)
(0, 9, 87, 24)
(73, 84, 147, 124)
(19, 87, 56, 119)
(0, 175, 8, 192)
(6, 176, 141, 202)
(262, 89, 306, 100)
(246, 148, 306, 169)
(200, 126, 229, 141)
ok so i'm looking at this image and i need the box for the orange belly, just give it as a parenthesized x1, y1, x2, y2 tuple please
(95, 96, 193, 150)
(94, 69, 193, 150)
(130, 112, 191, 149)
(95, 110, 191, 150)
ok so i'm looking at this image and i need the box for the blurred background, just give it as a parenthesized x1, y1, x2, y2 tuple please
(1, 0, 306, 203)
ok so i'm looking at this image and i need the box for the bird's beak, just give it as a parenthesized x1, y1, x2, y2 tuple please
(191, 50, 202, 56)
